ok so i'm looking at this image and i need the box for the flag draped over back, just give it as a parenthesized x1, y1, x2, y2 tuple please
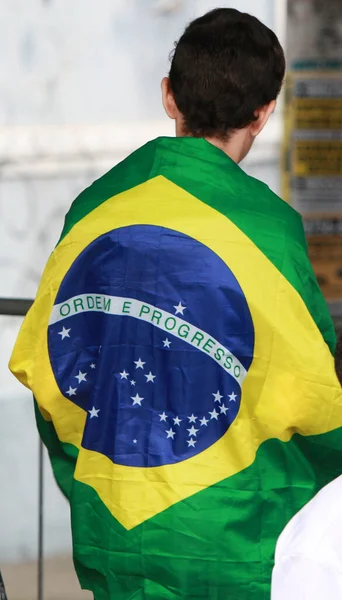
(10, 137, 342, 600)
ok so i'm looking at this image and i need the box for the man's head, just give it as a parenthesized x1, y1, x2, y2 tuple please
(162, 8, 285, 162)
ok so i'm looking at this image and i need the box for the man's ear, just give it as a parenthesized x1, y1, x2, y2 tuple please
(161, 77, 178, 120)
(250, 100, 277, 138)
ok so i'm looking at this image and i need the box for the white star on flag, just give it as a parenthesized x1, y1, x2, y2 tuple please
(145, 372, 156, 383)
(187, 438, 197, 447)
(65, 386, 77, 397)
(159, 412, 168, 422)
(188, 414, 197, 423)
(131, 393, 144, 406)
(200, 416, 209, 426)
(209, 408, 219, 420)
(120, 370, 129, 380)
(163, 338, 171, 348)
(213, 390, 223, 403)
(58, 327, 71, 340)
(89, 407, 100, 419)
(166, 428, 176, 439)
(220, 404, 229, 415)
(90, 363, 96, 369)
(130, 380, 136, 386)
(174, 302, 186, 315)
(133, 439, 138, 445)
(229, 392, 238, 402)
(134, 358, 146, 370)
(75, 370, 87, 384)
(187, 426, 199, 437)
(173, 416, 182, 426)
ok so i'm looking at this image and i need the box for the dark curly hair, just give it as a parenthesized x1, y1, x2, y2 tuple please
(169, 8, 285, 139)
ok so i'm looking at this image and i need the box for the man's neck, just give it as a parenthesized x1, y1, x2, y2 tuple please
(204, 129, 251, 164)
(175, 121, 253, 164)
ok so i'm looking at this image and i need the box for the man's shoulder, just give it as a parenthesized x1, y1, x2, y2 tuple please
(87, 137, 159, 194)
(276, 476, 342, 564)
(218, 166, 308, 262)
(60, 138, 160, 241)
(241, 170, 303, 238)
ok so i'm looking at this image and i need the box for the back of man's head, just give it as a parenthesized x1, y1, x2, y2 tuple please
(168, 8, 285, 140)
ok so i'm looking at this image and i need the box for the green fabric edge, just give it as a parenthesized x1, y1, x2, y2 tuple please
(35, 400, 342, 600)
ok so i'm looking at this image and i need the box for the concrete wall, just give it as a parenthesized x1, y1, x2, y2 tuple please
(0, 0, 274, 127)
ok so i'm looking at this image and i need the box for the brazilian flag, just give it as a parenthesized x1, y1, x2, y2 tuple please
(10, 137, 342, 599)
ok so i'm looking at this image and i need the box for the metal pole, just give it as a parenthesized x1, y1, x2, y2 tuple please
(0, 298, 33, 316)
(38, 438, 44, 600)
(0, 570, 8, 600)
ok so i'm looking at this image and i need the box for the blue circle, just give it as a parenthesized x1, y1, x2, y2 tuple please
(48, 225, 254, 467)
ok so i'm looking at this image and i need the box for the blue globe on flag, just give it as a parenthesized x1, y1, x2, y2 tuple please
(48, 225, 255, 467)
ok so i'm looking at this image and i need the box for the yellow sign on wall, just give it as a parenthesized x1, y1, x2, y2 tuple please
(284, 72, 342, 307)
(285, 0, 342, 312)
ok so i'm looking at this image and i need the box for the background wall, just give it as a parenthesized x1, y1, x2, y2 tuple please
(0, 0, 275, 127)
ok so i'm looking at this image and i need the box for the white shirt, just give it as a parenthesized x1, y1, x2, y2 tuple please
(272, 476, 342, 600)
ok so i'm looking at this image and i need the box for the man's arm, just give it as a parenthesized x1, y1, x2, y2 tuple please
(285, 214, 336, 355)
(34, 399, 77, 499)
(335, 333, 342, 382)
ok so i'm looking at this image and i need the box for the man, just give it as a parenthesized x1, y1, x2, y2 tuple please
(10, 9, 342, 600)
(271, 333, 342, 599)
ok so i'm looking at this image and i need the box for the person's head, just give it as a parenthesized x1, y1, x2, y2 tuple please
(162, 8, 285, 162)
(335, 333, 342, 384)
